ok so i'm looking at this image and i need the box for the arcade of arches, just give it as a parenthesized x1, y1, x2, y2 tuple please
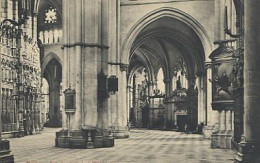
(128, 17, 205, 131)
(0, 0, 259, 162)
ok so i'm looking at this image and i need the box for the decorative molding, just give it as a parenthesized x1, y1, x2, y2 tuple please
(107, 62, 129, 72)
(108, 62, 123, 66)
(211, 100, 235, 111)
(204, 62, 212, 69)
(62, 43, 109, 49)
(120, 64, 129, 72)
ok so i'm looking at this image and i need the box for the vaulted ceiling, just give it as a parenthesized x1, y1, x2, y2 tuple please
(128, 16, 205, 83)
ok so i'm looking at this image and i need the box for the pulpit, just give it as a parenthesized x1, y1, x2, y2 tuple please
(209, 40, 236, 149)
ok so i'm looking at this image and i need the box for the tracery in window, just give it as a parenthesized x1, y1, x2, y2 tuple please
(45, 7, 58, 24)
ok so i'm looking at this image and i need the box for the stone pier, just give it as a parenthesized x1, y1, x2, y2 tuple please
(234, 1, 260, 162)
(55, 0, 114, 148)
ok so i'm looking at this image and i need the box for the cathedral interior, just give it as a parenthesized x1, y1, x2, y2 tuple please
(0, 0, 260, 163)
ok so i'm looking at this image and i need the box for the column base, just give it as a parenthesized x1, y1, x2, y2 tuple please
(110, 126, 129, 138)
(112, 129, 129, 139)
(0, 140, 14, 163)
(234, 141, 260, 163)
(203, 125, 215, 139)
(211, 130, 233, 149)
(2, 131, 21, 139)
(55, 129, 114, 149)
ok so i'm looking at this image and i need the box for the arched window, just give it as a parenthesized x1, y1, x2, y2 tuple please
(157, 68, 165, 94)
(38, 3, 62, 44)
(172, 57, 188, 90)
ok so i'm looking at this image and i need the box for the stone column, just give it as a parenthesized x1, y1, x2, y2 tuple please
(133, 80, 138, 126)
(204, 67, 215, 138)
(163, 78, 172, 129)
(219, 111, 226, 131)
(235, 1, 260, 162)
(127, 84, 131, 127)
(196, 77, 202, 124)
(62, 0, 103, 130)
(31, 95, 36, 134)
(197, 76, 206, 125)
(107, 64, 129, 138)
(148, 81, 155, 128)
(226, 110, 232, 131)
(56, 0, 115, 148)
(206, 68, 214, 126)
(202, 74, 207, 125)
(35, 94, 42, 133)
(118, 64, 128, 135)
(106, 0, 129, 138)
(214, 111, 220, 132)
(136, 84, 142, 127)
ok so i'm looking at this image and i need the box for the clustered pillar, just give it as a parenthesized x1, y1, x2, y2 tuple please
(106, 0, 129, 138)
(55, 0, 114, 148)
(235, 1, 260, 162)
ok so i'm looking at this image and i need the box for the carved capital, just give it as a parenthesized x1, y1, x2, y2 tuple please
(32, 11, 39, 17)
(205, 62, 212, 69)
(120, 64, 128, 72)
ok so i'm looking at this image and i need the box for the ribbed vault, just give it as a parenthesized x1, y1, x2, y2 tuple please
(128, 16, 205, 86)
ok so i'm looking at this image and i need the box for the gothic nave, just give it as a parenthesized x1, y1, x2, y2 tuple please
(0, 0, 260, 163)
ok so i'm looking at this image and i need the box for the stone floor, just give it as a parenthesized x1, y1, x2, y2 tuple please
(8, 128, 235, 163)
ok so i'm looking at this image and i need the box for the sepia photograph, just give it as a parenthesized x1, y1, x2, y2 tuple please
(0, 0, 259, 162)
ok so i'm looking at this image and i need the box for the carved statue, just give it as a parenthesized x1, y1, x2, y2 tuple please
(176, 76, 182, 89)
(215, 71, 231, 95)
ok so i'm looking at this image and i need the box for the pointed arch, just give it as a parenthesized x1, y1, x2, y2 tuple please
(121, 7, 213, 65)
(36, 0, 62, 16)
(41, 51, 62, 77)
